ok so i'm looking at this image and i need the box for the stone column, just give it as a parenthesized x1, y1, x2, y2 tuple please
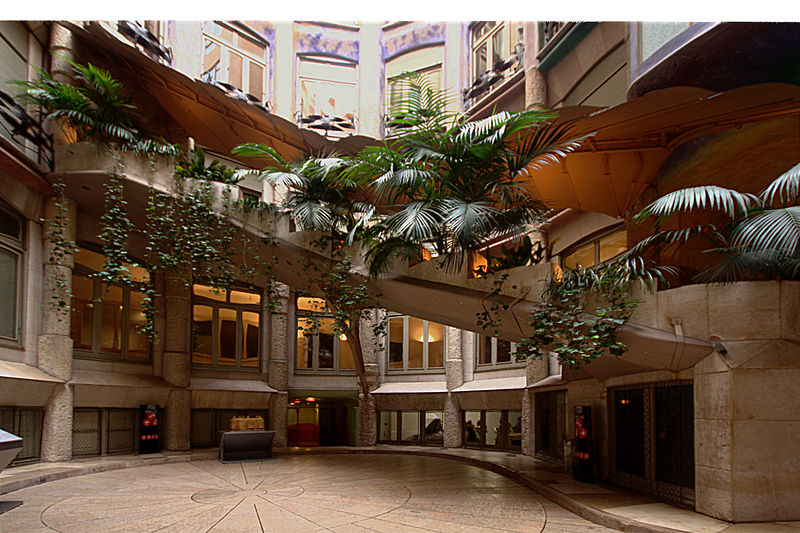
(444, 327, 463, 448)
(523, 21, 547, 110)
(38, 195, 77, 462)
(358, 392, 376, 447)
(161, 269, 191, 451)
(522, 357, 548, 457)
(267, 282, 290, 447)
(359, 309, 382, 389)
(444, 22, 469, 113)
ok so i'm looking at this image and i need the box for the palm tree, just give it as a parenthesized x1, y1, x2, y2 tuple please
(342, 73, 590, 275)
(631, 161, 800, 282)
(14, 59, 176, 154)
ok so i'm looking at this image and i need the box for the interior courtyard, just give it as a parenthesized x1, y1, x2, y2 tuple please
(1, 17, 799, 532)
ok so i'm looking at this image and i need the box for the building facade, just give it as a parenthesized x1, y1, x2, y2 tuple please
(1, 20, 799, 525)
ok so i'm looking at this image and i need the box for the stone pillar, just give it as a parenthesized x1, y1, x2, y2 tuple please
(357, 23, 382, 139)
(40, 384, 73, 461)
(523, 21, 547, 110)
(38, 195, 77, 462)
(522, 357, 548, 457)
(444, 22, 469, 113)
(521, 389, 534, 456)
(162, 270, 190, 388)
(269, 392, 288, 447)
(443, 393, 461, 448)
(164, 389, 191, 451)
(358, 392, 376, 447)
(359, 309, 382, 389)
(161, 270, 191, 451)
(268, 282, 290, 447)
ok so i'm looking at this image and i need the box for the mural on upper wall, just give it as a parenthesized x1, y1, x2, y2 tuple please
(382, 22, 446, 61)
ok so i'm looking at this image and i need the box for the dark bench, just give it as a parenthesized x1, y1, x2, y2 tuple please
(218, 430, 275, 463)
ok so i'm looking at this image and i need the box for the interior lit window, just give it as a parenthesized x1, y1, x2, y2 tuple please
(385, 314, 446, 372)
(476, 334, 520, 368)
(562, 227, 627, 270)
(202, 21, 268, 102)
(70, 247, 150, 362)
(295, 296, 356, 373)
(191, 284, 262, 370)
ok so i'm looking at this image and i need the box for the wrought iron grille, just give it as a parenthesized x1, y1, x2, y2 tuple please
(0, 89, 54, 170)
(608, 380, 695, 506)
(107, 409, 136, 455)
(72, 408, 101, 457)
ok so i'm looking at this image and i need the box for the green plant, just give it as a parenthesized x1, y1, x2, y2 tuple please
(632, 161, 800, 282)
(342, 74, 590, 276)
(519, 258, 674, 367)
(175, 147, 239, 184)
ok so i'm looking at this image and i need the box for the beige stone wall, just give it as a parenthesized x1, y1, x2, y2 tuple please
(692, 281, 800, 522)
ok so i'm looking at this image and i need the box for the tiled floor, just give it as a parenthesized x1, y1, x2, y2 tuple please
(0, 454, 618, 532)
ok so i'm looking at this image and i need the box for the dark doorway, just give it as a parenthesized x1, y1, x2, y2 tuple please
(614, 389, 645, 477)
(535, 390, 566, 461)
(654, 384, 695, 489)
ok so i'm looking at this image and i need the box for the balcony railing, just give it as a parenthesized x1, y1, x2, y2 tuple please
(539, 21, 573, 53)
(0, 89, 54, 170)
(462, 42, 524, 110)
(117, 20, 173, 63)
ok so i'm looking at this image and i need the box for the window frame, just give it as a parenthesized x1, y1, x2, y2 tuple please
(560, 224, 628, 271)
(191, 284, 263, 371)
(293, 296, 357, 374)
(70, 265, 152, 364)
(0, 201, 25, 346)
(295, 53, 359, 137)
(475, 334, 523, 369)
(201, 21, 269, 102)
(385, 314, 447, 373)
(470, 21, 516, 83)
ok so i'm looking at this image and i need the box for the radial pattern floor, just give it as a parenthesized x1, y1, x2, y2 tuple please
(0, 454, 619, 532)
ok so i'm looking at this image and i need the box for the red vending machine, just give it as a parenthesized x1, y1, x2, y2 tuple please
(139, 405, 161, 454)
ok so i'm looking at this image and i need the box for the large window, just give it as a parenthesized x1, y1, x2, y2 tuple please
(385, 45, 444, 119)
(192, 284, 261, 370)
(378, 410, 444, 446)
(70, 247, 150, 362)
(0, 203, 24, 344)
(297, 55, 357, 137)
(562, 226, 627, 270)
(476, 334, 521, 368)
(386, 315, 445, 372)
(0, 407, 42, 463)
(295, 297, 355, 373)
(470, 21, 522, 83)
(463, 409, 522, 451)
(202, 21, 268, 102)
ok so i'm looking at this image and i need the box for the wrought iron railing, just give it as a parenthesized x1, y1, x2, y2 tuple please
(117, 20, 173, 63)
(463, 40, 525, 110)
(0, 89, 54, 170)
(539, 21, 572, 51)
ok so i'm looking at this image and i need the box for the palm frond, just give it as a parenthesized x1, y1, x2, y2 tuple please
(385, 200, 444, 242)
(731, 206, 800, 257)
(761, 161, 800, 206)
(635, 185, 758, 222)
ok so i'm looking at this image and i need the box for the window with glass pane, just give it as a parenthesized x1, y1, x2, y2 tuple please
(294, 296, 356, 373)
(202, 21, 268, 101)
(470, 21, 512, 84)
(378, 410, 398, 442)
(401, 411, 420, 443)
(191, 284, 262, 370)
(297, 56, 357, 136)
(0, 203, 24, 343)
(464, 410, 481, 446)
(423, 410, 444, 446)
(0, 247, 18, 340)
(70, 247, 151, 361)
(386, 315, 446, 372)
(477, 334, 519, 368)
(563, 227, 627, 270)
